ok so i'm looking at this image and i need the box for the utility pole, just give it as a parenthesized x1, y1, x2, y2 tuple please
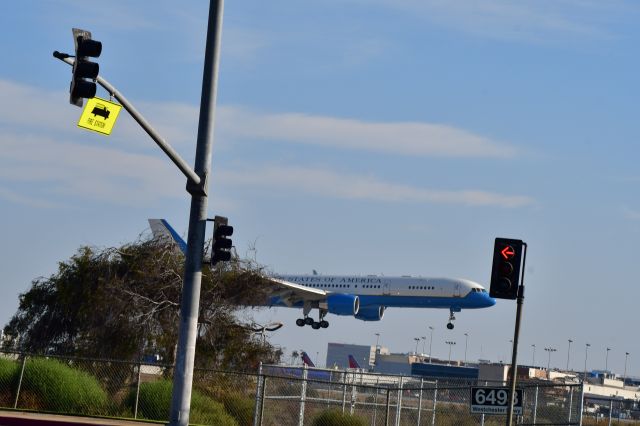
(168, 1, 225, 424)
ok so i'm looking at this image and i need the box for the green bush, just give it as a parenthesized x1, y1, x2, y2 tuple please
(221, 393, 254, 426)
(18, 357, 109, 414)
(126, 379, 238, 425)
(311, 409, 367, 426)
(0, 357, 20, 406)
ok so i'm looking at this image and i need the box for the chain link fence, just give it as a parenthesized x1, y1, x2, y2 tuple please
(0, 351, 597, 425)
(255, 365, 584, 425)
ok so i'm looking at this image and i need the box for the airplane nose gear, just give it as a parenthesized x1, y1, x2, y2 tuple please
(447, 309, 456, 330)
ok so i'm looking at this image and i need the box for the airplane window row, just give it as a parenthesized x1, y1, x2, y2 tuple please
(362, 285, 380, 288)
(471, 288, 486, 293)
(309, 284, 351, 288)
(408, 286, 435, 290)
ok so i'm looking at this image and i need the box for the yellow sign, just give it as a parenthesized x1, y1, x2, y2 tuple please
(77, 97, 122, 135)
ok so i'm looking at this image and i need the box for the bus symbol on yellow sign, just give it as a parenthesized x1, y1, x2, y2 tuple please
(77, 97, 122, 135)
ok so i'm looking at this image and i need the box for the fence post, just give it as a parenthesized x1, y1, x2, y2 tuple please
(350, 377, 356, 415)
(568, 386, 574, 423)
(384, 388, 391, 426)
(13, 354, 27, 409)
(394, 376, 404, 426)
(342, 370, 347, 413)
(134, 362, 142, 419)
(298, 365, 308, 426)
(577, 383, 584, 426)
(416, 378, 424, 426)
(533, 385, 539, 425)
(252, 362, 265, 426)
(431, 380, 438, 426)
(608, 399, 612, 426)
(372, 378, 379, 426)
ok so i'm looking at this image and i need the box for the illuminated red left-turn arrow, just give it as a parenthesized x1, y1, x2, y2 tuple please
(501, 245, 515, 260)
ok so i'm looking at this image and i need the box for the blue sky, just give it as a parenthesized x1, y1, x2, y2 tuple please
(2, 0, 640, 374)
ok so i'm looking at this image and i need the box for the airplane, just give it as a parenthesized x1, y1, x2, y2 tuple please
(300, 351, 315, 367)
(148, 219, 496, 331)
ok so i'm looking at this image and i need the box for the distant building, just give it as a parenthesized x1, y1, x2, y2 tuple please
(412, 362, 479, 379)
(326, 342, 382, 369)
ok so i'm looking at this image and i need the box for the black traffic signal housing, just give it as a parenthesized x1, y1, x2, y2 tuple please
(211, 216, 233, 266)
(490, 238, 524, 300)
(70, 28, 102, 106)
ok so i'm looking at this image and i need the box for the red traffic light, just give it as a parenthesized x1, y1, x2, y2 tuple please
(500, 245, 516, 260)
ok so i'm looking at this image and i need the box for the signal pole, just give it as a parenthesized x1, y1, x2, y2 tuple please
(168, 1, 224, 425)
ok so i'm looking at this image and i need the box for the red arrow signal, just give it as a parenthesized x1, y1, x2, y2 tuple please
(501, 245, 515, 260)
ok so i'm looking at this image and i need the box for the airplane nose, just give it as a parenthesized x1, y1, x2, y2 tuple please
(486, 294, 497, 307)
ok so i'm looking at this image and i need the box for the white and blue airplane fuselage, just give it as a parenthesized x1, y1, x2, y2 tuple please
(148, 219, 495, 331)
(269, 274, 495, 330)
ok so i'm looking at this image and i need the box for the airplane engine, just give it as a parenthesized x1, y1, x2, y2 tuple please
(326, 293, 360, 316)
(355, 305, 385, 321)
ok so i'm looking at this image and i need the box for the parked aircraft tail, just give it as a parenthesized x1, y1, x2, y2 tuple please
(301, 351, 316, 367)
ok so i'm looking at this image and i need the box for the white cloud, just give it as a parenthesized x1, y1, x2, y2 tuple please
(218, 107, 515, 158)
(221, 165, 534, 208)
(623, 207, 640, 221)
(363, 0, 634, 42)
(0, 133, 184, 205)
(0, 79, 527, 208)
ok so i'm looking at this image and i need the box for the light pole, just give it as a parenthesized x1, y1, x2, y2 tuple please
(428, 326, 434, 363)
(583, 343, 591, 382)
(446, 341, 456, 365)
(421, 336, 427, 356)
(464, 333, 469, 365)
(532, 344, 536, 366)
(545, 347, 557, 379)
(414, 337, 420, 355)
(374, 333, 380, 351)
(605, 347, 611, 372)
(566, 339, 573, 371)
(623, 352, 630, 386)
(248, 322, 283, 345)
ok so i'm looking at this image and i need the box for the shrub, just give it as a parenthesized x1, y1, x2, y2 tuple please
(18, 357, 109, 414)
(0, 357, 20, 406)
(311, 409, 367, 426)
(126, 379, 238, 425)
(221, 393, 255, 426)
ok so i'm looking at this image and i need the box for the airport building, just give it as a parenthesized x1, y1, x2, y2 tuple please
(325, 342, 385, 369)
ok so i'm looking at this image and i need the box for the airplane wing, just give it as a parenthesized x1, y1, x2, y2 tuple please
(267, 277, 327, 306)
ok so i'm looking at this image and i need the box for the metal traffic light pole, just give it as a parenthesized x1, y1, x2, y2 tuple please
(168, 1, 224, 424)
(53, 1, 224, 424)
(506, 243, 527, 426)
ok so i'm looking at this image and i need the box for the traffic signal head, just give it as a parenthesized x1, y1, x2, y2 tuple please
(211, 216, 234, 266)
(489, 238, 524, 300)
(70, 28, 102, 106)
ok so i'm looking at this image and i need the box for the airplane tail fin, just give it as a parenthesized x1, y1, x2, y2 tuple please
(348, 354, 362, 369)
(148, 219, 187, 255)
(301, 351, 315, 367)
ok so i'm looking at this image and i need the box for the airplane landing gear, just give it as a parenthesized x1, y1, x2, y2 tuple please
(447, 309, 456, 330)
(295, 311, 329, 329)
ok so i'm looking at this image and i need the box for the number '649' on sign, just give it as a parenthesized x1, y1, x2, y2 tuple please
(470, 387, 524, 415)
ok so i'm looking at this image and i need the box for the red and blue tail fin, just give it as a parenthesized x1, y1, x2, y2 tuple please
(348, 354, 362, 369)
(301, 351, 315, 367)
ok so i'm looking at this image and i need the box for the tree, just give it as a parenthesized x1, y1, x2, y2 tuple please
(2, 235, 281, 370)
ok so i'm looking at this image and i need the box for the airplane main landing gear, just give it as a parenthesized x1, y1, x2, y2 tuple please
(295, 311, 329, 329)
